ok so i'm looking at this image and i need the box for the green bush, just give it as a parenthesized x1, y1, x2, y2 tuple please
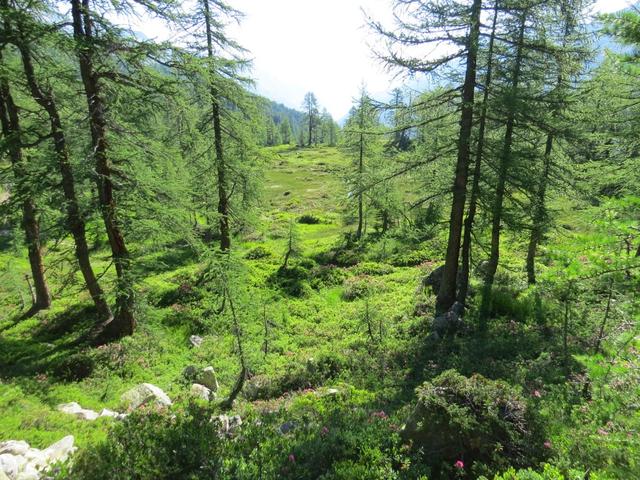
(245, 353, 349, 400)
(245, 245, 273, 260)
(309, 265, 350, 289)
(342, 276, 385, 301)
(390, 249, 431, 267)
(268, 259, 316, 297)
(298, 214, 322, 224)
(404, 370, 546, 478)
(351, 262, 395, 276)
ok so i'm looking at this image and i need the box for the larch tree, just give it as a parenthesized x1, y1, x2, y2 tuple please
(0, 46, 51, 314)
(370, 0, 484, 313)
(4, 0, 112, 322)
(302, 91, 319, 147)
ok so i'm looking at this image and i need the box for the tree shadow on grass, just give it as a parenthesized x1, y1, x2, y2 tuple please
(387, 308, 589, 407)
(0, 303, 97, 382)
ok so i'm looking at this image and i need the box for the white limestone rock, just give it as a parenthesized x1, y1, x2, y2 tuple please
(190, 383, 212, 401)
(57, 402, 99, 421)
(43, 435, 76, 466)
(199, 367, 219, 392)
(121, 383, 172, 410)
(0, 441, 30, 457)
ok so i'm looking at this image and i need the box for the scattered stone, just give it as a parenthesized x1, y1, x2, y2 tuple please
(43, 436, 76, 465)
(99, 409, 127, 420)
(279, 421, 296, 434)
(216, 415, 242, 437)
(421, 265, 444, 294)
(199, 366, 219, 392)
(0, 436, 74, 480)
(431, 302, 464, 338)
(190, 383, 212, 401)
(0, 454, 22, 479)
(189, 335, 203, 348)
(182, 365, 198, 380)
(56, 402, 99, 421)
(121, 383, 172, 410)
(0, 442, 29, 457)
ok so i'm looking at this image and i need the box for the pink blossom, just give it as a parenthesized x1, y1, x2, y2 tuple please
(288, 454, 296, 463)
(321, 426, 329, 436)
(532, 390, 542, 398)
(543, 441, 552, 449)
(372, 410, 388, 419)
(454, 460, 464, 469)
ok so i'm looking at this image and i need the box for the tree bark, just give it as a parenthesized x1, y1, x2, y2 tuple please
(13, 13, 112, 322)
(480, 12, 526, 320)
(203, 0, 231, 251)
(457, 2, 498, 306)
(435, 0, 482, 314)
(0, 50, 51, 314)
(71, 0, 134, 338)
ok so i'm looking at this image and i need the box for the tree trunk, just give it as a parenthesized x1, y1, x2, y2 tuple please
(14, 16, 112, 322)
(457, 2, 498, 306)
(356, 103, 365, 240)
(203, 0, 231, 251)
(480, 12, 526, 320)
(435, 0, 482, 314)
(526, 7, 573, 285)
(0, 51, 51, 314)
(71, 0, 135, 339)
(526, 133, 553, 285)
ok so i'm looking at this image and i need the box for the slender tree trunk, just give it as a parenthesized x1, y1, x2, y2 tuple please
(356, 105, 364, 240)
(458, 2, 499, 306)
(526, 8, 573, 285)
(13, 17, 112, 322)
(308, 108, 313, 147)
(526, 133, 553, 284)
(202, 0, 231, 251)
(71, 0, 134, 338)
(435, 0, 483, 314)
(480, 12, 526, 320)
(0, 51, 51, 314)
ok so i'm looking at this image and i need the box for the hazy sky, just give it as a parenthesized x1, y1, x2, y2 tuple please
(137, 0, 633, 120)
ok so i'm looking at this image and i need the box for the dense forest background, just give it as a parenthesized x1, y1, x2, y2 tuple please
(0, 0, 638, 479)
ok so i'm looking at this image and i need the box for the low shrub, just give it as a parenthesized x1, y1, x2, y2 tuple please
(298, 214, 322, 225)
(309, 265, 350, 289)
(64, 389, 428, 480)
(403, 369, 546, 479)
(342, 276, 385, 301)
(244, 245, 273, 260)
(351, 262, 395, 276)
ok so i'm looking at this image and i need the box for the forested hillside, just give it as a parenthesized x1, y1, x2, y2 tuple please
(0, 0, 638, 479)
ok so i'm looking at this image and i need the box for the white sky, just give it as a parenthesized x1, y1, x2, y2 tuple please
(136, 0, 633, 120)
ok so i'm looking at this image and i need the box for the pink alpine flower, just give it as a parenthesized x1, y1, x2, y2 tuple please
(543, 441, 552, 449)
(321, 426, 329, 436)
(454, 460, 464, 469)
(532, 390, 542, 398)
(288, 454, 296, 463)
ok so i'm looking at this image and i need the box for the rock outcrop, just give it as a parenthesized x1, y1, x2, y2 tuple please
(0, 436, 75, 480)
